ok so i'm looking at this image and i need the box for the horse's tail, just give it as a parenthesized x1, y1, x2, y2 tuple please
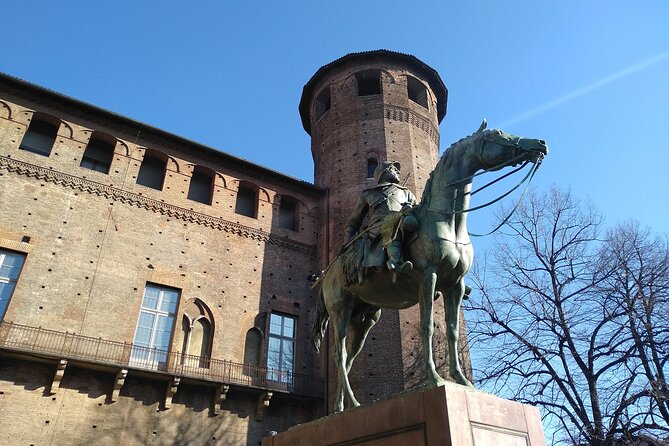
(311, 287, 329, 354)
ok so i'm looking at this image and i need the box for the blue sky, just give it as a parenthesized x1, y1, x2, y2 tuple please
(1, 3, 668, 430)
(2, 2, 667, 237)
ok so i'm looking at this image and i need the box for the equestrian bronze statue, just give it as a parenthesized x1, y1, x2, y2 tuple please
(311, 120, 548, 412)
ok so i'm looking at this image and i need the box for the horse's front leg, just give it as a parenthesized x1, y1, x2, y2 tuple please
(420, 269, 446, 387)
(443, 280, 474, 387)
(331, 307, 359, 411)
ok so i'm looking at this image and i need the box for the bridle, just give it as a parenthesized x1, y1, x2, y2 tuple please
(425, 132, 545, 237)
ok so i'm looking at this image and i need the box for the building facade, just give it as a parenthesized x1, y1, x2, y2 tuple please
(0, 50, 470, 445)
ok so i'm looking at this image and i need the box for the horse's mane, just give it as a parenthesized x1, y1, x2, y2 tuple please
(420, 130, 482, 206)
(339, 237, 366, 285)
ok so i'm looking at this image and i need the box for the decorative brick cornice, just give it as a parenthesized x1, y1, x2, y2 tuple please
(314, 104, 440, 146)
(384, 104, 440, 145)
(0, 156, 315, 255)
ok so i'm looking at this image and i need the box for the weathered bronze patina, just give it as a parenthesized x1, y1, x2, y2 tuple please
(344, 160, 418, 282)
(312, 120, 548, 412)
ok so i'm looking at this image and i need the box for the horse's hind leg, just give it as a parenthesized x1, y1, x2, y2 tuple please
(346, 307, 381, 374)
(420, 269, 446, 387)
(443, 279, 474, 387)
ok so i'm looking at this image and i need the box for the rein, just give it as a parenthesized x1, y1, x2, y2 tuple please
(423, 135, 544, 237)
(468, 159, 540, 236)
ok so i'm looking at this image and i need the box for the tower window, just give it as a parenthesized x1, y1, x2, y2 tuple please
(367, 158, 378, 179)
(19, 115, 59, 156)
(81, 132, 115, 173)
(235, 182, 258, 218)
(136, 151, 167, 190)
(355, 70, 381, 96)
(278, 195, 298, 231)
(407, 76, 429, 109)
(314, 87, 331, 121)
(187, 167, 214, 205)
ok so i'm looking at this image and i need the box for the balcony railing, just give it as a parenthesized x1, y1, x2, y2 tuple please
(0, 321, 323, 398)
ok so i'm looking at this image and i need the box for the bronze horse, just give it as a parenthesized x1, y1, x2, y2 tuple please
(311, 120, 548, 412)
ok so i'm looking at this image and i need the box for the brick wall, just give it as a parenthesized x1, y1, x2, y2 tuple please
(0, 80, 325, 445)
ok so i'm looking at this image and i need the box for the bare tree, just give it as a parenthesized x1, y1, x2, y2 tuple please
(467, 187, 669, 445)
(597, 221, 669, 442)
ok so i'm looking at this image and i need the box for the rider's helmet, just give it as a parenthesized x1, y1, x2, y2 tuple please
(374, 161, 401, 184)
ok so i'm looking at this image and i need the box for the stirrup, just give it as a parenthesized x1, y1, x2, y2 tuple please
(387, 260, 413, 274)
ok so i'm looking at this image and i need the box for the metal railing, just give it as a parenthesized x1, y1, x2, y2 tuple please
(0, 321, 323, 398)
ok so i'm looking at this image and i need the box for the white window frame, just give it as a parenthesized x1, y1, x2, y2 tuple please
(267, 312, 296, 385)
(130, 284, 179, 370)
(0, 250, 26, 320)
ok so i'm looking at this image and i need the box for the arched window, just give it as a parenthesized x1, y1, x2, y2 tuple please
(243, 328, 262, 369)
(367, 157, 378, 179)
(180, 300, 214, 369)
(136, 150, 167, 190)
(407, 76, 428, 109)
(278, 195, 298, 231)
(314, 86, 331, 121)
(20, 114, 59, 156)
(81, 132, 115, 173)
(235, 182, 258, 218)
(355, 70, 381, 96)
(187, 166, 214, 205)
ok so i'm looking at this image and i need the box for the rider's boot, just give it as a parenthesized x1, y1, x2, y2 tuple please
(386, 240, 413, 274)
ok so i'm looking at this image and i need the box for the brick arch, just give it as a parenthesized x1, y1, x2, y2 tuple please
(345, 68, 396, 90)
(57, 120, 74, 139)
(380, 69, 397, 84)
(116, 139, 130, 157)
(232, 179, 270, 202)
(137, 147, 180, 173)
(80, 129, 126, 155)
(0, 100, 11, 119)
(19, 110, 66, 136)
(213, 172, 227, 189)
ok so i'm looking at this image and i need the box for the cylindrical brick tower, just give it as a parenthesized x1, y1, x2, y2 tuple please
(300, 50, 446, 263)
(300, 50, 468, 408)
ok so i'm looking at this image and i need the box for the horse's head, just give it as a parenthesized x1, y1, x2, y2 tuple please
(475, 119, 548, 171)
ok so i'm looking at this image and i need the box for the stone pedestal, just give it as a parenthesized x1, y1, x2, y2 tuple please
(262, 383, 546, 446)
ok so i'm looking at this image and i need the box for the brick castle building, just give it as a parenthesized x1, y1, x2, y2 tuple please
(0, 50, 470, 445)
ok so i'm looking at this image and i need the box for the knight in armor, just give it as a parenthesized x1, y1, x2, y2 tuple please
(344, 161, 418, 281)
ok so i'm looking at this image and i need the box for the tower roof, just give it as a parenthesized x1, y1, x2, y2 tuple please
(299, 49, 448, 135)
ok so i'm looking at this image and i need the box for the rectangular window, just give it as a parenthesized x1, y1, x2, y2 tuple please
(80, 136, 114, 174)
(235, 184, 258, 218)
(20, 119, 58, 156)
(130, 284, 179, 370)
(0, 250, 26, 319)
(267, 313, 296, 385)
(278, 196, 298, 231)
